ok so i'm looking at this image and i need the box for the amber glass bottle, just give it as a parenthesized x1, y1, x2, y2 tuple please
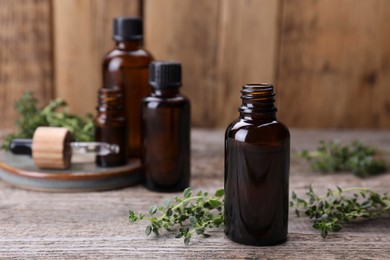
(142, 61, 191, 192)
(95, 87, 128, 167)
(103, 16, 154, 158)
(224, 84, 290, 246)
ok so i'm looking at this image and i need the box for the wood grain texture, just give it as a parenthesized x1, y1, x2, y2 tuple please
(144, 0, 280, 127)
(0, 0, 53, 128)
(52, 0, 140, 117)
(277, 0, 390, 128)
(2, 0, 390, 130)
(1, 129, 390, 258)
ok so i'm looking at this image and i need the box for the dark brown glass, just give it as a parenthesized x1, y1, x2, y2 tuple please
(224, 84, 290, 246)
(142, 88, 191, 192)
(95, 87, 128, 167)
(103, 40, 154, 158)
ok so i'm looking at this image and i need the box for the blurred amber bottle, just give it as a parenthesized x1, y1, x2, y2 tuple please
(142, 61, 191, 192)
(224, 84, 290, 246)
(95, 87, 128, 167)
(102, 16, 154, 158)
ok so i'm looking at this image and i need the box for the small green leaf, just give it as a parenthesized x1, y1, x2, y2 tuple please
(189, 216, 198, 226)
(332, 224, 342, 232)
(166, 208, 173, 217)
(148, 205, 157, 215)
(145, 225, 152, 236)
(184, 236, 191, 245)
(179, 227, 189, 234)
(184, 188, 192, 198)
(313, 223, 321, 229)
(128, 210, 137, 223)
(212, 217, 223, 226)
(163, 199, 171, 209)
(208, 199, 222, 208)
(215, 189, 224, 197)
(321, 229, 328, 239)
(196, 228, 205, 235)
(291, 191, 297, 200)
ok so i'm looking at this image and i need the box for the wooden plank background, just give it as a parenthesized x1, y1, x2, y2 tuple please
(0, 0, 389, 129)
(53, 0, 139, 117)
(277, 0, 390, 128)
(0, 0, 53, 128)
(145, 0, 280, 127)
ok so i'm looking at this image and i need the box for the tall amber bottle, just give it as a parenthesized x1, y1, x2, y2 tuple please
(103, 16, 154, 158)
(95, 87, 128, 167)
(224, 84, 290, 246)
(142, 61, 191, 192)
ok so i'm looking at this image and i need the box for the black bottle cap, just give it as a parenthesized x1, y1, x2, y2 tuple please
(113, 16, 143, 41)
(149, 61, 182, 88)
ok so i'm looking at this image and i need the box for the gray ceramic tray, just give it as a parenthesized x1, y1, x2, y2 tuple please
(0, 151, 142, 192)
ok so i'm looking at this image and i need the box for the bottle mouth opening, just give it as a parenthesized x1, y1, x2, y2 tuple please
(241, 83, 274, 99)
(242, 83, 273, 90)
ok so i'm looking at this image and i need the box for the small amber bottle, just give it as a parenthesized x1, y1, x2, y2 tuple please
(224, 84, 290, 246)
(95, 87, 128, 167)
(142, 61, 191, 192)
(102, 16, 154, 158)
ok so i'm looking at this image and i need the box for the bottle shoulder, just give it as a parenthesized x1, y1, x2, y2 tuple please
(225, 118, 290, 144)
(103, 48, 154, 68)
(143, 94, 190, 107)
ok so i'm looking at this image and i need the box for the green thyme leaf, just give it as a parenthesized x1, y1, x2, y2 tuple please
(149, 205, 158, 215)
(215, 189, 224, 197)
(145, 225, 152, 236)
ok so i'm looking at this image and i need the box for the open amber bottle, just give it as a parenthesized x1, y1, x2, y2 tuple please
(95, 87, 128, 167)
(224, 84, 290, 246)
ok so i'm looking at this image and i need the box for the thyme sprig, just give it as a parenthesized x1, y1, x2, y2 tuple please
(1, 91, 94, 150)
(291, 186, 390, 238)
(300, 140, 387, 177)
(129, 188, 224, 245)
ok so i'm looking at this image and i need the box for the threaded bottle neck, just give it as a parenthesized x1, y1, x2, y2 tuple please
(239, 84, 277, 120)
(97, 87, 125, 118)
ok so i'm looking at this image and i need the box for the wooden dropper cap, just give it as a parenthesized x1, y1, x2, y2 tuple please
(32, 127, 73, 169)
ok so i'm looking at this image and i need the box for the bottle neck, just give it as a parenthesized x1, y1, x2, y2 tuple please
(97, 87, 125, 118)
(239, 84, 277, 122)
(115, 40, 143, 50)
(152, 88, 180, 98)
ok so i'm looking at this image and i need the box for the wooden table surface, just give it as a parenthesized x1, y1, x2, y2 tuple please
(1, 129, 390, 259)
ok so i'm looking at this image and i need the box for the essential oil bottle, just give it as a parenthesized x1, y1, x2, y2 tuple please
(102, 16, 154, 158)
(142, 61, 191, 192)
(224, 84, 290, 246)
(95, 87, 128, 167)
